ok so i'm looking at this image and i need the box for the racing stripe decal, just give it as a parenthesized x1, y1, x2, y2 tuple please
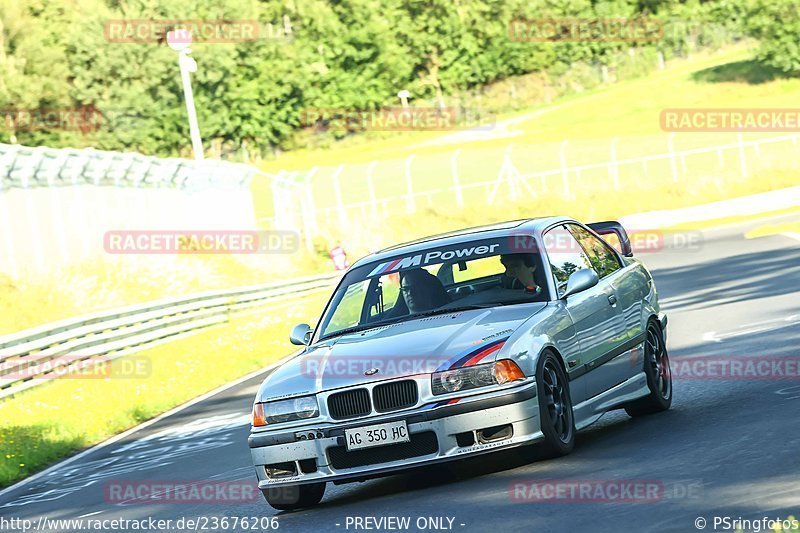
(435, 338, 508, 372)
(368, 261, 391, 277)
(422, 398, 461, 410)
(460, 341, 504, 368)
(368, 258, 403, 277)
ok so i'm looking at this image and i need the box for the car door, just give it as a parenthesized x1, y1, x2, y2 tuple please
(567, 223, 640, 397)
(543, 225, 626, 397)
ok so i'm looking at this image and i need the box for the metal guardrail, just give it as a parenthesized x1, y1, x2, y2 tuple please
(0, 272, 342, 401)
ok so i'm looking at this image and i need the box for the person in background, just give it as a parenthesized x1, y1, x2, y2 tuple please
(329, 243, 349, 270)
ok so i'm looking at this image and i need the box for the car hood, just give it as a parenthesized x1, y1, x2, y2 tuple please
(257, 303, 546, 402)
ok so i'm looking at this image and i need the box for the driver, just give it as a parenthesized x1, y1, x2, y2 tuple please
(399, 268, 449, 313)
(500, 254, 541, 293)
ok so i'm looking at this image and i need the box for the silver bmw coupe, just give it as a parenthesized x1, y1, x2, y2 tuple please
(249, 217, 672, 510)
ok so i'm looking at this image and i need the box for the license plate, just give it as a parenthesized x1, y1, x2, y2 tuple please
(345, 420, 409, 451)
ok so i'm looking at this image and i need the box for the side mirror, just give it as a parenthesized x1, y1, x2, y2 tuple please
(561, 269, 599, 299)
(290, 323, 313, 346)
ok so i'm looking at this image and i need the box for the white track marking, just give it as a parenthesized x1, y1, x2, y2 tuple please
(703, 314, 800, 343)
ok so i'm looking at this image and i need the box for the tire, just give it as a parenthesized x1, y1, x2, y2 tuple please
(535, 351, 575, 457)
(625, 320, 672, 417)
(262, 482, 325, 511)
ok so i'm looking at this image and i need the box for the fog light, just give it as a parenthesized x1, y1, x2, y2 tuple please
(477, 424, 513, 443)
(265, 462, 297, 479)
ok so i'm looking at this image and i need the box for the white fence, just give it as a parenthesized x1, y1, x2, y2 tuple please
(0, 143, 257, 191)
(270, 131, 800, 245)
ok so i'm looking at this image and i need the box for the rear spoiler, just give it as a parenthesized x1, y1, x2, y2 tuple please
(587, 221, 633, 257)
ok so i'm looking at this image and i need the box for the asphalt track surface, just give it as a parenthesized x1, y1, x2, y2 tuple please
(2, 214, 799, 533)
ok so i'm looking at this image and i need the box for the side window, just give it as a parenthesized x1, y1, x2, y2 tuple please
(567, 224, 622, 279)
(543, 225, 596, 298)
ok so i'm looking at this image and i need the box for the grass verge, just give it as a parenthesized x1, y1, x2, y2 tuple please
(0, 291, 328, 488)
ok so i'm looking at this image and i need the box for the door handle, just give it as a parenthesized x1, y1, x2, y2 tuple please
(608, 294, 618, 305)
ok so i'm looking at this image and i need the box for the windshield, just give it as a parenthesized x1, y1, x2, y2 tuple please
(317, 237, 549, 340)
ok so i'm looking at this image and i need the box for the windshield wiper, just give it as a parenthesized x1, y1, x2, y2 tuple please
(406, 304, 498, 318)
(319, 304, 508, 342)
(319, 318, 402, 341)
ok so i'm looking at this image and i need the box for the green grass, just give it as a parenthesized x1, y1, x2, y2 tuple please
(0, 290, 329, 488)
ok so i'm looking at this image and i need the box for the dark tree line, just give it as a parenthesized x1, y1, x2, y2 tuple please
(0, 0, 791, 158)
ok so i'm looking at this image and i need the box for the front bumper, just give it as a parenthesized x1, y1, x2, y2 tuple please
(249, 382, 542, 488)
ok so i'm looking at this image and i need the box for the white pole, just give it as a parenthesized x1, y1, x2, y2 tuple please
(451, 149, 464, 208)
(405, 154, 416, 214)
(168, 30, 204, 160)
(179, 51, 204, 160)
(668, 133, 679, 182)
(397, 90, 411, 109)
(560, 140, 570, 198)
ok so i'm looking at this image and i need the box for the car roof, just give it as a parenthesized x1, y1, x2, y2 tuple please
(350, 215, 573, 269)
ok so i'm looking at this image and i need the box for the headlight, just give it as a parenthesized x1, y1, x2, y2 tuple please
(252, 395, 320, 426)
(431, 360, 525, 395)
